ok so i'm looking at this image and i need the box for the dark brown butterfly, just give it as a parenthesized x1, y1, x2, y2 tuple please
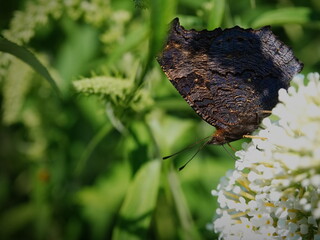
(157, 18, 303, 145)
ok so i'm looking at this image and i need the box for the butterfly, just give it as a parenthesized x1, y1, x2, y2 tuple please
(158, 18, 303, 145)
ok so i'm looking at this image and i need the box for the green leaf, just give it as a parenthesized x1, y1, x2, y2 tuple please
(112, 160, 161, 240)
(0, 36, 60, 96)
(207, 0, 226, 29)
(2, 58, 33, 125)
(251, 7, 312, 28)
(76, 162, 131, 240)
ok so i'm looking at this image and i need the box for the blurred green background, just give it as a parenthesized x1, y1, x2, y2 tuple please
(0, 0, 319, 239)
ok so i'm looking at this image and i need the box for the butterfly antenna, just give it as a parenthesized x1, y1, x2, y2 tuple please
(178, 139, 210, 171)
(222, 144, 237, 160)
(162, 136, 211, 160)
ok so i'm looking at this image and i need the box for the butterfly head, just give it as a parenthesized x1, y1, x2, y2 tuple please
(208, 129, 229, 145)
(209, 128, 247, 145)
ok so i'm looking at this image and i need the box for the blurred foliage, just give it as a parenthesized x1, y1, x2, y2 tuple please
(0, 0, 319, 239)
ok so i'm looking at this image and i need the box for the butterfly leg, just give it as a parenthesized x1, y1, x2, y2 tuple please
(254, 110, 272, 124)
(245, 110, 271, 140)
(227, 142, 237, 152)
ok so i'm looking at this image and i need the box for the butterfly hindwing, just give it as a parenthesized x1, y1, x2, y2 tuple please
(158, 18, 303, 143)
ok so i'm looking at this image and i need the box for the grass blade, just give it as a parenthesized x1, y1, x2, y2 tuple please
(251, 7, 312, 28)
(207, 0, 226, 29)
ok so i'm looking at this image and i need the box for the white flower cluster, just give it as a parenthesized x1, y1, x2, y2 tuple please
(210, 73, 320, 240)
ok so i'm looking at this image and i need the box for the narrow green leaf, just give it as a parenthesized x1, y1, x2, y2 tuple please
(147, 0, 177, 71)
(168, 168, 202, 240)
(0, 36, 60, 96)
(250, 0, 256, 9)
(112, 160, 161, 240)
(133, 0, 149, 9)
(207, 0, 226, 29)
(106, 25, 148, 66)
(75, 124, 113, 177)
(56, 21, 99, 89)
(149, 0, 177, 55)
(179, 0, 204, 9)
(117, 0, 177, 112)
(251, 7, 312, 28)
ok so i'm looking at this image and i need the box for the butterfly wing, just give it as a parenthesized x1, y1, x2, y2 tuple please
(158, 18, 303, 142)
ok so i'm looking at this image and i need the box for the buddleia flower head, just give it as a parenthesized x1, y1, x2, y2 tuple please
(210, 73, 320, 240)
